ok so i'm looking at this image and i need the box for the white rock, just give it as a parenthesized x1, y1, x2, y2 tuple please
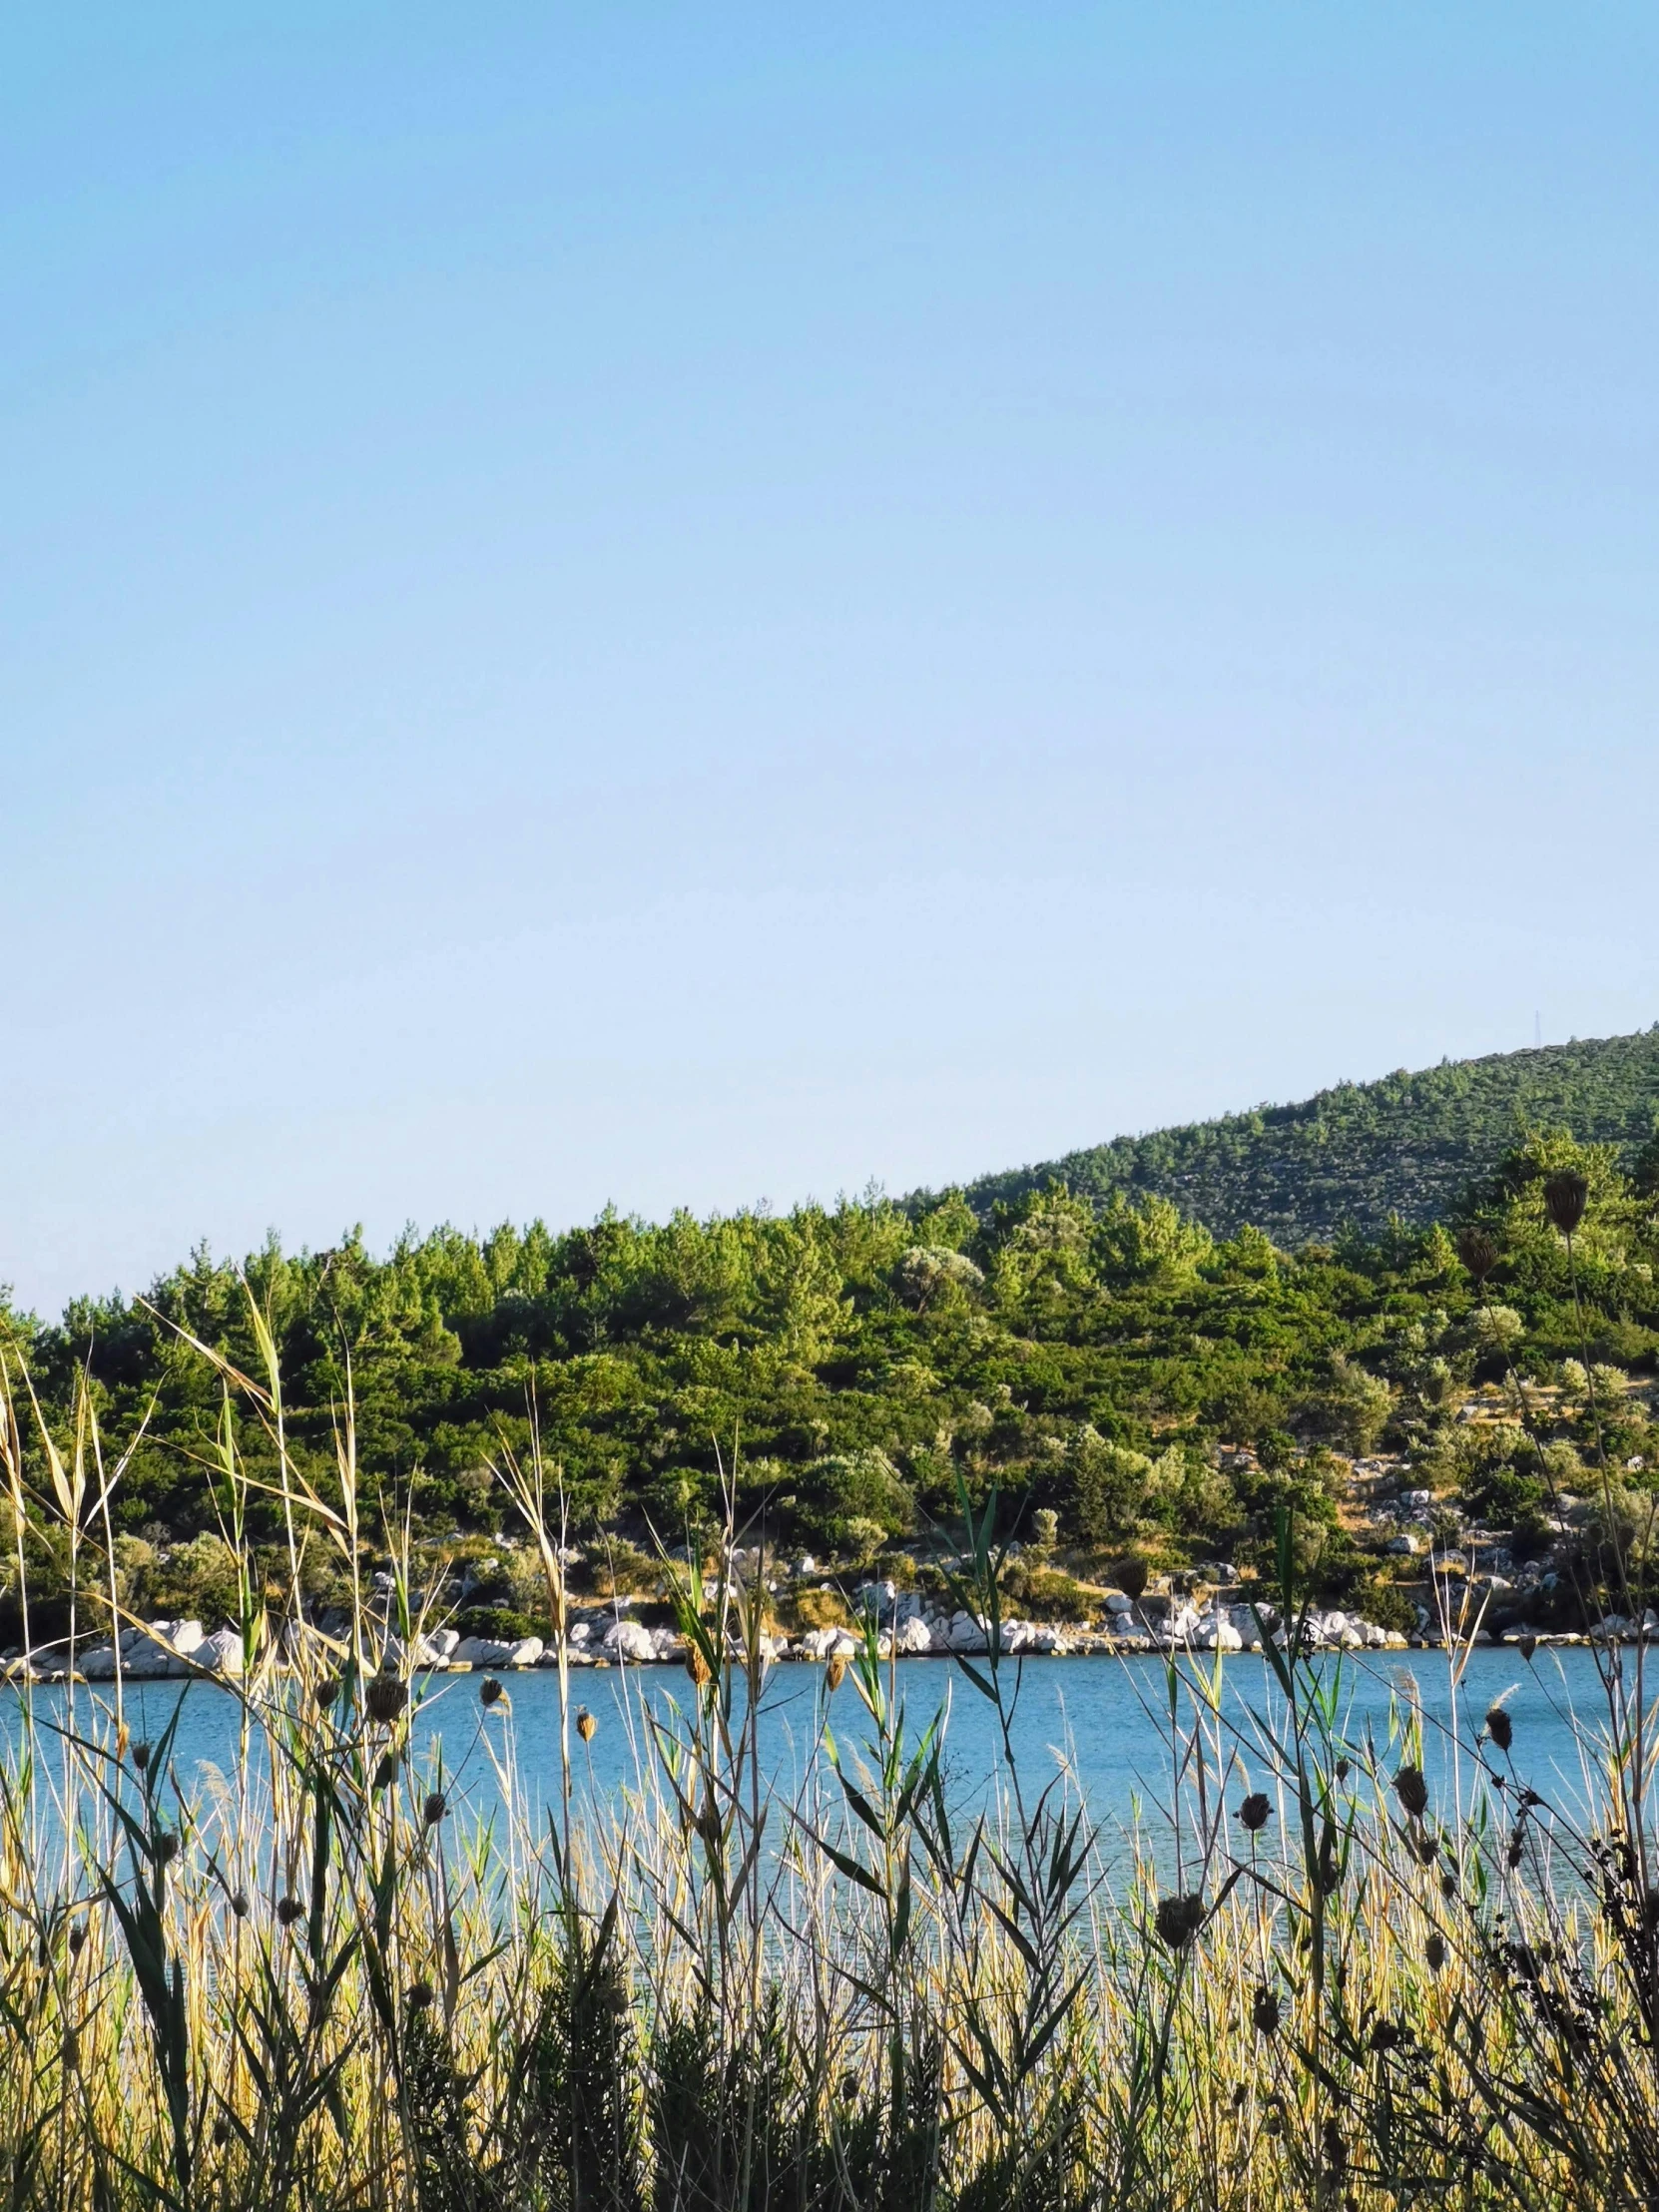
(600, 1620, 659, 1663)
(1196, 1618, 1244, 1653)
(79, 1643, 118, 1679)
(427, 1627, 461, 1658)
(1104, 1591, 1136, 1616)
(169, 1620, 206, 1656)
(197, 1626, 245, 1676)
(452, 1636, 516, 1666)
(948, 1612, 988, 1654)
(799, 1626, 859, 1660)
(1386, 1533, 1420, 1555)
(507, 1637, 545, 1666)
(892, 1615, 935, 1655)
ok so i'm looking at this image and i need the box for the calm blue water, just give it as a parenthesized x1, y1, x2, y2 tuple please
(2, 1647, 1632, 1859)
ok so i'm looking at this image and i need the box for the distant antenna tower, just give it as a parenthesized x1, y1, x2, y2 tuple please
(1535, 1011, 1542, 1049)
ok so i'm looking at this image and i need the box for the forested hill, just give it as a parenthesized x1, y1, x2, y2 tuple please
(950, 1027, 1659, 1247)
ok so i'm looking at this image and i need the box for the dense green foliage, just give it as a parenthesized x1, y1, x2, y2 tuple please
(6, 1114, 1659, 1600)
(950, 1026, 1659, 1245)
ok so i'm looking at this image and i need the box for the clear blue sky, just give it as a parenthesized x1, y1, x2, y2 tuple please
(6, 4, 1657, 1320)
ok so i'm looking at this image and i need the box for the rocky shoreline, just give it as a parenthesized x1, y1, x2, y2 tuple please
(4, 1591, 1629, 1686)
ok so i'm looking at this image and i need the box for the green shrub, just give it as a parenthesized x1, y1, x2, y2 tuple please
(1352, 1577, 1417, 1634)
(1002, 1564, 1092, 1621)
(455, 1605, 546, 1643)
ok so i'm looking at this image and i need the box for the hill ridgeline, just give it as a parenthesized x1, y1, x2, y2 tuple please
(947, 1026, 1659, 1246)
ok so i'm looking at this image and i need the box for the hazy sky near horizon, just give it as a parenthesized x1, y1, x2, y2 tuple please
(6, 4, 1658, 1320)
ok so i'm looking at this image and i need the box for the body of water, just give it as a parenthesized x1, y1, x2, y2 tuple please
(2, 1645, 1631, 1862)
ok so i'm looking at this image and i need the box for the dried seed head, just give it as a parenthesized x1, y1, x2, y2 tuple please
(212, 2118, 232, 2148)
(422, 1792, 446, 1828)
(1370, 2017, 1401, 2052)
(132, 1741, 151, 1774)
(686, 1645, 713, 1690)
(1543, 1170, 1587, 1239)
(1440, 1871, 1456, 1901)
(365, 1671, 408, 1726)
(1252, 1986, 1281, 2036)
(67, 1923, 86, 1957)
(1336, 1758, 1351, 1783)
(1456, 1227, 1499, 1283)
(62, 2028, 80, 2069)
(371, 1753, 398, 1791)
(1519, 1635, 1537, 1662)
(231, 1891, 250, 1919)
(406, 1979, 434, 2011)
(1155, 1893, 1207, 1952)
(1485, 1704, 1513, 1753)
(479, 1676, 504, 1707)
(576, 1707, 597, 1743)
(154, 1830, 179, 1867)
(315, 1674, 343, 1711)
(1393, 1764, 1429, 1820)
(826, 1655, 847, 1693)
(276, 1896, 303, 1927)
(1239, 1792, 1272, 1834)
(1425, 1932, 1446, 1972)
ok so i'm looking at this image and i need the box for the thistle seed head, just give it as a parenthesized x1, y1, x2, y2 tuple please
(231, 1891, 251, 1919)
(422, 1792, 446, 1828)
(1456, 1227, 1499, 1283)
(132, 1741, 151, 1774)
(826, 1655, 847, 1692)
(686, 1645, 713, 1690)
(154, 1830, 179, 1867)
(406, 1979, 434, 2011)
(576, 1707, 597, 1743)
(1425, 1931, 1446, 1971)
(67, 1924, 86, 1957)
(1543, 1170, 1587, 1239)
(1485, 1704, 1513, 1753)
(480, 1676, 504, 1707)
(1155, 1893, 1207, 1951)
(1252, 1985, 1281, 2035)
(365, 1671, 408, 1726)
(1238, 1792, 1272, 1833)
(276, 1896, 303, 1927)
(1394, 1764, 1429, 1820)
(315, 1674, 343, 1711)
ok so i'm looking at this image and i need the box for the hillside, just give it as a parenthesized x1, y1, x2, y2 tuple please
(949, 1026, 1659, 1246)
